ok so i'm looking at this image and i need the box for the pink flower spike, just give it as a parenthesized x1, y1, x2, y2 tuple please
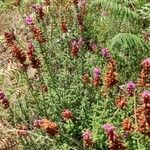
(101, 48, 111, 58)
(102, 124, 115, 134)
(33, 119, 43, 128)
(93, 68, 101, 78)
(126, 82, 136, 90)
(25, 16, 33, 25)
(126, 82, 136, 96)
(77, 37, 84, 48)
(82, 129, 94, 147)
(141, 90, 150, 104)
(82, 129, 92, 141)
(141, 58, 150, 67)
(27, 42, 35, 52)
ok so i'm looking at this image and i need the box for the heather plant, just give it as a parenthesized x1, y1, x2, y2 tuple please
(0, 0, 150, 150)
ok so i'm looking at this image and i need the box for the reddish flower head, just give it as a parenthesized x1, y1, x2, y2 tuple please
(27, 42, 41, 69)
(27, 42, 34, 51)
(82, 129, 94, 147)
(17, 130, 29, 137)
(141, 58, 150, 67)
(4, 32, 15, 46)
(32, 4, 45, 21)
(115, 96, 127, 109)
(40, 119, 59, 136)
(122, 118, 133, 133)
(62, 109, 73, 121)
(61, 20, 68, 33)
(141, 90, 150, 106)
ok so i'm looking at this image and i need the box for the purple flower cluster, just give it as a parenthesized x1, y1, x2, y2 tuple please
(25, 16, 33, 25)
(93, 68, 101, 79)
(101, 48, 111, 59)
(126, 82, 136, 96)
(141, 90, 150, 107)
(102, 124, 115, 134)
(70, 37, 84, 57)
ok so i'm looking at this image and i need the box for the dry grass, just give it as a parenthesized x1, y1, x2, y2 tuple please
(0, 118, 18, 150)
(0, 4, 19, 150)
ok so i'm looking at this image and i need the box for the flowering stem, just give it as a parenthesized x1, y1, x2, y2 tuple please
(23, 72, 41, 115)
(59, 132, 85, 150)
(133, 95, 140, 149)
(39, 44, 61, 99)
(36, 70, 48, 118)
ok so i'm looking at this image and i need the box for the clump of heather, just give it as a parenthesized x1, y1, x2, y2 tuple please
(1, 0, 149, 149)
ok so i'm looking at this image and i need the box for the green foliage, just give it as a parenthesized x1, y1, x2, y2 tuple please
(138, 2, 150, 19)
(109, 33, 149, 50)
(90, 0, 139, 21)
